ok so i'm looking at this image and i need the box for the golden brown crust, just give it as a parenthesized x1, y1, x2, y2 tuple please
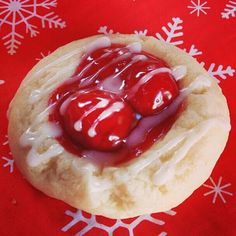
(8, 34, 230, 219)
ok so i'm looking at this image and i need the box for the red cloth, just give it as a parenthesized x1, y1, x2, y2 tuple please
(0, 1, 235, 235)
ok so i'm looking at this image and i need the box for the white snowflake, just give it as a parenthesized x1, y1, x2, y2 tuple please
(156, 17, 183, 46)
(1, 156, 14, 173)
(203, 176, 233, 203)
(0, 0, 66, 55)
(134, 29, 148, 36)
(62, 209, 176, 236)
(187, 0, 210, 17)
(221, 1, 236, 19)
(35, 51, 51, 61)
(201, 62, 235, 83)
(97, 26, 114, 35)
(184, 44, 202, 57)
(0, 80, 5, 85)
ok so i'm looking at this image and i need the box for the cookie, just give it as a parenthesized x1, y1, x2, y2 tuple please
(8, 34, 230, 219)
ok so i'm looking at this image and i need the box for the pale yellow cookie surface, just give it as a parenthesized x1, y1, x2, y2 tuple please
(8, 34, 230, 219)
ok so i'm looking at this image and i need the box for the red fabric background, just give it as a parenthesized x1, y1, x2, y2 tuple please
(0, 0, 235, 235)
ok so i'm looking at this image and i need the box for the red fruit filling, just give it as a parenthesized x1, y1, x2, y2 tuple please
(49, 43, 182, 165)
(61, 90, 135, 151)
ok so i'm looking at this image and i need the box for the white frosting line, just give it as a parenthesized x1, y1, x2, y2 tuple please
(24, 35, 219, 169)
(74, 120, 82, 132)
(126, 42, 142, 53)
(98, 76, 125, 94)
(129, 132, 187, 174)
(20, 103, 64, 167)
(153, 117, 230, 185)
(30, 65, 75, 104)
(74, 97, 109, 132)
(129, 67, 172, 96)
(60, 95, 76, 116)
(172, 65, 187, 81)
(27, 143, 64, 167)
(85, 36, 111, 55)
(31, 37, 112, 104)
(76, 51, 111, 79)
(35, 37, 111, 76)
(126, 75, 211, 147)
(126, 75, 229, 184)
(34, 48, 82, 76)
(187, 75, 212, 91)
(88, 102, 124, 138)
(98, 55, 147, 94)
(113, 54, 148, 79)
(129, 117, 230, 177)
(78, 101, 92, 108)
(29, 89, 42, 104)
(78, 51, 132, 88)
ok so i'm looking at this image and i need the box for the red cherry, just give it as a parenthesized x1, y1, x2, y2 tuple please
(61, 90, 135, 151)
(123, 58, 168, 88)
(127, 71, 179, 116)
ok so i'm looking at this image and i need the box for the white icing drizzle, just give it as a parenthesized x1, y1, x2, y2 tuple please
(88, 102, 124, 138)
(126, 42, 142, 53)
(129, 131, 187, 174)
(29, 65, 75, 104)
(78, 101, 93, 108)
(81, 148, 128, 166)
(34, 48, 82, 76)
(27, 143, 64, 167)
(74, 120, 82, 132)
(74, 97, 109, 132)
(126, 75, 230, 184)
(98, 76, 125, 94)
(130, 117, 230, 177)
(59, 95, 77, 115)
(30, 37, 112, 104)
(29, 89, 42, 104)
(98, 55, 147, 94)
(85, 36, 111, 55)
(113, 54, 148, 80)
(35, 103, 55, 123)
(76, 51, 111, 79)
(77, 46, 131, 81)
(129, 67, 172, 96)
(153, 117, 230, 185)
(24, 35, 219, 169)
(20, 119, 64, 167)
(129, 117, 230, 177)
(30, 36, 186, 106)
(172, 65, 187, 81)
(80, 51, 135, 88)
(126, 75, 212, 147)
(115, 54, 147, 78)
(186, 74, 211, 91)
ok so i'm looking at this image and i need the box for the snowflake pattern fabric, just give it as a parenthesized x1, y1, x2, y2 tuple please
(155, 17, 183, 46)
(187, 0, 210, 17)
(203, 177, 233, 204)
(221, 1, 236, 19)
(0, 1, 235, 236)
(61, 209, 177, 236)
(0, 0, 66, 55)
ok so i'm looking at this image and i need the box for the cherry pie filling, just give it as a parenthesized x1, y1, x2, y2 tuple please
(49, 44, 182, 165)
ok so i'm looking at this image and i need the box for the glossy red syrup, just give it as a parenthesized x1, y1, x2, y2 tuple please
(62, 90, 135, 151)
(49, 44, 181, 165)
